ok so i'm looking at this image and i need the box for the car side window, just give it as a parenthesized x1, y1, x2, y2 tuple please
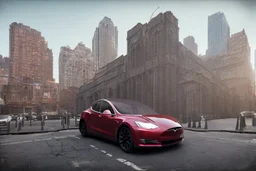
(92, 101, 101, 112)
(100, 101, 115, 114)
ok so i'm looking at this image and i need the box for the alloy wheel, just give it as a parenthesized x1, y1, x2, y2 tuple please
(79, 121, 88, 137)
(118, 126, 134, 153)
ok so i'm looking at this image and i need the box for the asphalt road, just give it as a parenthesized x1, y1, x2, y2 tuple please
(1, 130, 256, 171)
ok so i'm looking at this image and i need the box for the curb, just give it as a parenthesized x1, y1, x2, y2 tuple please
(184, 128, 256, 134)
(0, 127, 79, 135)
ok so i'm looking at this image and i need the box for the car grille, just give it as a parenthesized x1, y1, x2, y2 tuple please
(168, 127, 182, 132)
(161, 138, 183, 146)
(161, 127, 182, 136)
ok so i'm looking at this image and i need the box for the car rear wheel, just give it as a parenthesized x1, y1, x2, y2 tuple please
(118, 126, 134, 153)
(79, 120, 88, 137)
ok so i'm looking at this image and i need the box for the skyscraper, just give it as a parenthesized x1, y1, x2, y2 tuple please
(59, 42, 95, 91)
(9, 22, 53, 83)
(6, 22, 57, 113)
(183, 36, 198, 55)
(207, 12, 230, 57)
(59, 46, 73, 91)
(92, 17, 118, 70)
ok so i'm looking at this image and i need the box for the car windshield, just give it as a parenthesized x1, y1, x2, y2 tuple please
(110, 100, 157, 114)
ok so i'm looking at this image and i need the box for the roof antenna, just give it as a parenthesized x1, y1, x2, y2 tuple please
(149, 7, 160, 22)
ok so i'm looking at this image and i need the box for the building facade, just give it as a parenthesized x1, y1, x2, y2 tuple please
(59, 46, 73, 91)
(183, 36, 198, 55)
(0, 55, 9, 97)
(77, 11, 237, 119)
(9, 23, 53, 84)
(205, 30, 254, 112)
(207, 12, 230, 57)
(59, 42, 95, 91)
(92, 17, 118, 70)
(1, 23, 57, 114)
(59, 87, 79, 114)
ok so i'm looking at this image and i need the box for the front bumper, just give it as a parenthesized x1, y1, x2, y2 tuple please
(132, 127, 184, 147)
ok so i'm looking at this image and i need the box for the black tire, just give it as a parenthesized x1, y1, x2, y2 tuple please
(79, 120, 88, 137)
(118, 126, 134, 153)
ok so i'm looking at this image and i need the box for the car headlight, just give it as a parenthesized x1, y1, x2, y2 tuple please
(135, 121, 158, 129)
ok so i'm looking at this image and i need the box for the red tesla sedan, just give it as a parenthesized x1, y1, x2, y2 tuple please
(79, 98, 184, 153)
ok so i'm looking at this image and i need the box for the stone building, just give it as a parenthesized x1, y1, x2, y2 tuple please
(183, 36, 198, 55)
(0, 55, 10, 95)
(77, 11, 237, 119)
(205, 30, 254, 112)
(59, 87, 79, 114)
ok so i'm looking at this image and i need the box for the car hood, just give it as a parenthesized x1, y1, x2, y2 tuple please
(127, 114, 182, 129)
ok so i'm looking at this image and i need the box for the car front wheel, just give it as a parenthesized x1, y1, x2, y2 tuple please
(79, 120, 88, 137)
(118, 126, 134, 153)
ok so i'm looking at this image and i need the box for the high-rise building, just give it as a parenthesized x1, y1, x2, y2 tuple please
(183, 36, 198, 55)
(207, 12, 230, 57)
(9, 22, 53, 83)
(3, 22, 57, 114)
(59, 46, 73, 91)
(92, 17, 118, 70)
(206, 29, 253, 111)
(59, 42, 95, 91)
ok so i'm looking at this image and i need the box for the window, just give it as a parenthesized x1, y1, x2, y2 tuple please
(112, 100, 157, 114)
(100, 101, 114, 114)
(92, 101, 101, 112)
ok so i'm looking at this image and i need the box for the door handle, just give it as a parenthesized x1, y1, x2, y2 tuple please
(98, 115, 102, 118)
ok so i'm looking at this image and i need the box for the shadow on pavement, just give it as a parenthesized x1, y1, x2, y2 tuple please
(133, 143, 184, 155)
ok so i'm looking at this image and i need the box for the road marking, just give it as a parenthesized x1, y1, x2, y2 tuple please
(71, 161, 79, 168)
(124, 161, 145, 171)
(34, 138, 52, 142)
(117, 158, 126, 163)
(0, 136, 78, 146)
(250, 139, 256, 143)
(116, 158, 145, 171)
(106, 153, 112, 157)
(195, 134, 256, 144)
(95, 147, 99, 150)
(54, 136, 67, 139)
(0, 140, 33, 146)
(89, 146, 143, 170)
(72, 136, 80, 139)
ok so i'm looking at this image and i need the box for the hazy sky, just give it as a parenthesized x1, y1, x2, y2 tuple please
(0, 0, 255, 83)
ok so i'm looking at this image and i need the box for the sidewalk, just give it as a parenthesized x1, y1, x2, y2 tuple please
(7, 119, 79, 134)
(181, 118, 256, 133)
